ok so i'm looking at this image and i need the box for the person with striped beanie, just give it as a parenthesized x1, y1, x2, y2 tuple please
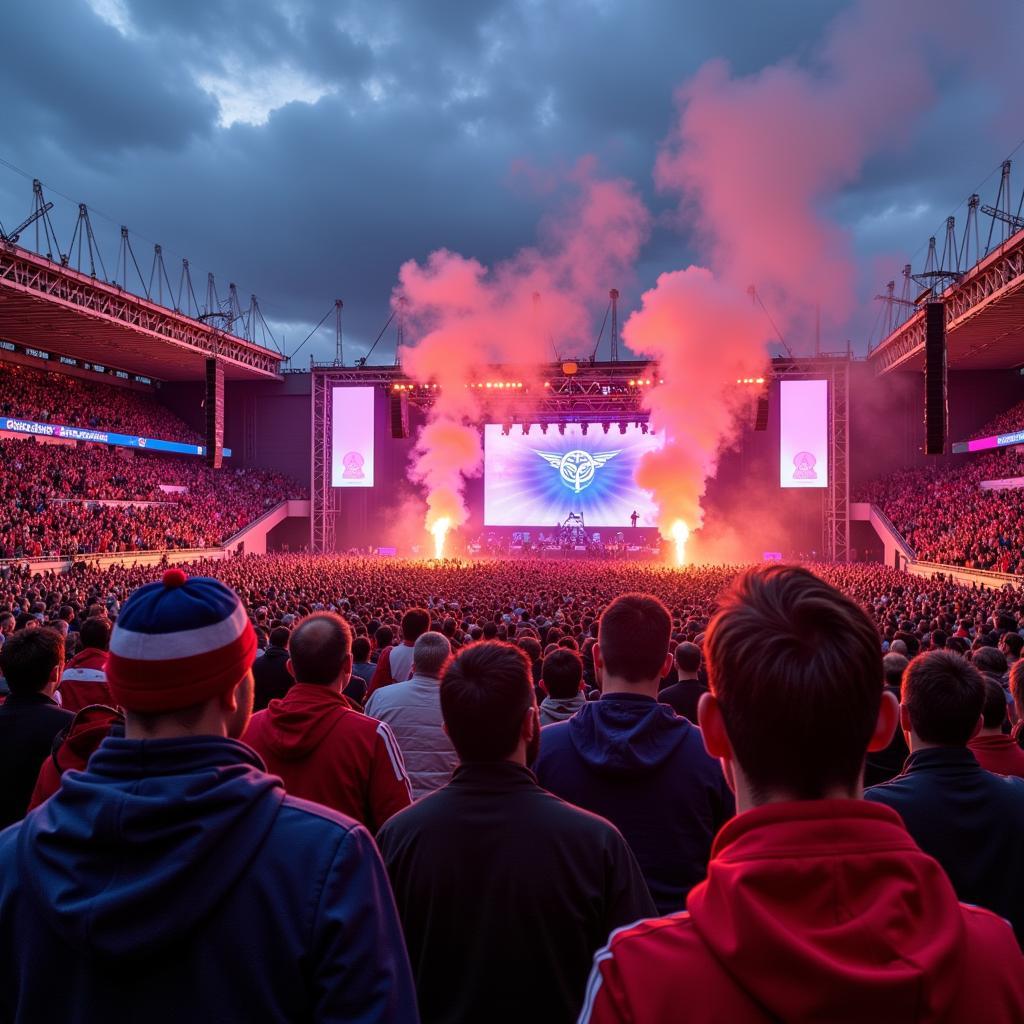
(0, 568, 418, 1023)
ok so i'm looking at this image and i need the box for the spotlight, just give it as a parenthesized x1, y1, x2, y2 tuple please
(618, 422, 627, 435)
(602, 422, 610, 434)
(558, 423, 566, 436)
(581, 422, 589, 436)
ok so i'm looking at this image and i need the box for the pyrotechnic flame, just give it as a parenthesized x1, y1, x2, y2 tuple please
(430, 517, 451, 560)
(670, 519, 690, 566)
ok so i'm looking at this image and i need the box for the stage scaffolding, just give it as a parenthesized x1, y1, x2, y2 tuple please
(772, 354, 851, 563)
(310, 369, 341, 554)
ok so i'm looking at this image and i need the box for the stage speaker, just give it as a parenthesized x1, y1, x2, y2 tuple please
(390, 393, 410, 439)
(924, 301, 947, 455)
(204, 357, 224, 469)
(754, 395, 770, 431)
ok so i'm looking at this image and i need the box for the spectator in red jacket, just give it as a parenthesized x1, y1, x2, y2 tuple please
(970, 674, 1024, 778)
(580, 565, 1024, 1024)
(58, 617, 113, 712)
(243, 612, 412, 831)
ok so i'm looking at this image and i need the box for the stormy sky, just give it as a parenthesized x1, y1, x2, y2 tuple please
(1, 0, 1021, 364)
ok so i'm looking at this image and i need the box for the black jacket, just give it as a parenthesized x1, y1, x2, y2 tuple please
(866, 746, 1024, 941)
(252, 646, 292, 711)
(657, 678, 706, 722)
(0, 692, 74, 828)
(377, 761, 655, 1024)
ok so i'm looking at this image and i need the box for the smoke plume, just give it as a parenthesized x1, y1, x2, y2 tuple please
(627, 0, 945, 544)
(397, 161, 650, 542)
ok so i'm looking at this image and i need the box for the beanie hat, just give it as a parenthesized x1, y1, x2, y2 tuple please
(107, 569, 257, 712)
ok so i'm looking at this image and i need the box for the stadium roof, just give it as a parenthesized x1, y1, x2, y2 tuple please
(0, 243, 281, 381)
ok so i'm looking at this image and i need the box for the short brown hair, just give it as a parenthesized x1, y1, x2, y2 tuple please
(598, 594, 671, 683)
(0, 627, 65, 695)
(440, 642, 533, 762)
(705, 565, 882, 800)
(902, 650, 984, 746)
(288, 613, 352, 685)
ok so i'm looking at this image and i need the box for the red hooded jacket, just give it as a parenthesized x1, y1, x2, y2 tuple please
(581, 800, 1024, 1023)
(29, 705, 124, 810)
(243, 682, 412, 832)
(58, 648, 113, 713)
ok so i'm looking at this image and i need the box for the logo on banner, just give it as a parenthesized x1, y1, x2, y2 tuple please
(342, 451, 365, 479)
(534, 449, 621, 494)
(792, 451, 817, 480)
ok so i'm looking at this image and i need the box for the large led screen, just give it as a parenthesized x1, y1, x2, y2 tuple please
(780, 379, 828, 489)
(331, 386, 375, 487)
(484, 423, 662, 527)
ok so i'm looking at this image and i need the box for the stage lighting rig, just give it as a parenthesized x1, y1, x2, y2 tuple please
(602, 422, 610, 434)
(581, 422, 589, 436)
(618, 422, 627, 434)
(541, 422, 549, 434)
(558, 423, 566, 436)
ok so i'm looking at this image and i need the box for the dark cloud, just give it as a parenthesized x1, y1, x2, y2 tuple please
(0, 0, 1021, 363)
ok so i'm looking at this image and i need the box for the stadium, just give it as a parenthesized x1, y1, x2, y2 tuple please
(4, 1, 1024, 1020)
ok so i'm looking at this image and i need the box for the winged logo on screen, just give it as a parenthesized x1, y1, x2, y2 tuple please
(792, 451, 817, 480)
(534, 449, 621, 494)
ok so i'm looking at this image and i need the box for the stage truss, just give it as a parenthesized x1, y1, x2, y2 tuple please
(772, 355, 850, 562)
(311, 370, 340, 554)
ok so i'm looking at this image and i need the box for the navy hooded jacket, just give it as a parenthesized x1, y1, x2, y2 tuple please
(0, 734, 418, 1024)
(534, 693, 734, 915)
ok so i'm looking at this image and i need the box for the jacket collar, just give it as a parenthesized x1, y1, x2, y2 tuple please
(598, 691, 656, 704)
(2, 690, 61, 708)
(711, 798, 914, 862)
(902, 746, 980, 774)
(450, 761, 538, 791)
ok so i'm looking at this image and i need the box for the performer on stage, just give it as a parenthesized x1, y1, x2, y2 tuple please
(630, 510, 639, 529)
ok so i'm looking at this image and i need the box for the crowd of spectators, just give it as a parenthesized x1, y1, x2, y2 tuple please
(1, 555, 1024, 1019)
(859, 449, 1024, 573)
(0, 361, 200, 442)
(0, 438, 302, 558)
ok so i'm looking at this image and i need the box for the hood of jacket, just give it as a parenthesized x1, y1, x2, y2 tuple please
(253, 682, 352, 760)
(566, 693, 688, 776)
(18, 735, 283, 960)
(539, 694, 586, 722)
(687, 799, 972, 1022)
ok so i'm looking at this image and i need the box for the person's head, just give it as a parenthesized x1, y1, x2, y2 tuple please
(107, 570, 256, 741)
(401, 607, 431, 644)
(288, 613, 353, 688)
(413, 631, 451, 678)
(268, 625, 290, 650)
(700, 565, 895, 807)
(882, 652, 908, 689)
(901, 650, 984, 750)
(972, 645, 1007, 677)
(482, 621, 499, 641)
(440, 641, 537, 764)
(979, 674, 1010, 733)
(375, 625, 394, 651)
(541, 648, 584, 699)
(674, 641, 701, 677)
(596, 593, 672, 692)
(351, 635, 372, 663)
(1001, 631, 1023, 661)
(79, 615, 111, 653)
(0, 612, 15, 636)
(889, 638, 908, 656)
(1012, 660, 1024, 722)
(0, 627, 64, 696)
(518, 636, 541, 664)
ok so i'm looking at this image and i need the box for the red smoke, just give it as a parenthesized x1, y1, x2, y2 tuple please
(397, 161, 650, 540)
(628, 0, 944, 544)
